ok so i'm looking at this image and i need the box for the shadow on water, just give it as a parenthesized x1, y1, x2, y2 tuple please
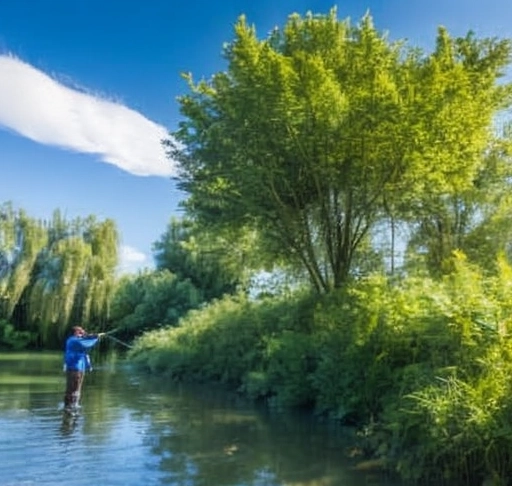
(0, 352, 405, 486)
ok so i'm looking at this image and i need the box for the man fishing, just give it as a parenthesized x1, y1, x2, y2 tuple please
(63, 325, 105, 412)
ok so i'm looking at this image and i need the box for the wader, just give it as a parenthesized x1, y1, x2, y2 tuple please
(64, 370, 85, 409)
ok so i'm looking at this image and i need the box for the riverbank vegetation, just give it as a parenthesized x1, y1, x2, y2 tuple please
(2, 8, 512, 485)
(130, 257, 512, 484)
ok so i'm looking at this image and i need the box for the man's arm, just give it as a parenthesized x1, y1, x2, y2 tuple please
(78, 333, 105, 349)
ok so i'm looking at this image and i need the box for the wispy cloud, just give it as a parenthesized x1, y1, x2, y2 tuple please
(0, 54, 176, 177)
(118, 245, 151, 275)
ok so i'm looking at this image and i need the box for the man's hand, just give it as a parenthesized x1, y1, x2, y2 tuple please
(98, 332, 106, 338)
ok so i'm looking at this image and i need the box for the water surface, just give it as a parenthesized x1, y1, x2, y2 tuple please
(0, 352, 403, 486)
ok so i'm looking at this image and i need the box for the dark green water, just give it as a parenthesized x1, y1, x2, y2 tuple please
(0, 352, 404, 486)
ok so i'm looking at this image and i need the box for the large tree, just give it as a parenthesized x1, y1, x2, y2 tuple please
(168, 9, 511, 292)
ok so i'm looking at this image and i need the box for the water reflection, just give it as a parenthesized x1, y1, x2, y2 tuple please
(0, 352, 403, 486)
(60, 410, 80, 436)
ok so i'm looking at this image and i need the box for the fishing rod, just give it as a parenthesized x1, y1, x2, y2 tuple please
(104, 333, 133, 349)
(90, 326, 133, 349)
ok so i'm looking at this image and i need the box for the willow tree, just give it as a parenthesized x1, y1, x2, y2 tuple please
(80, 217, 118, 325)
(0, 205, 47, 319)
(29, 214, 118, 340)
(168, 9, 511, 292)
(30, 236, 92, 340)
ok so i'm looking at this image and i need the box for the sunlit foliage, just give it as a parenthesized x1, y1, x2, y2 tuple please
(168, 9, 511, 290)
(130, 254, 512, 483)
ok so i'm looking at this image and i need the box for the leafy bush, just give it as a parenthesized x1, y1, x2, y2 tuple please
(389, 345, 512, 484)
(0, 319, 34, 350)
(110, 270, 202, 337)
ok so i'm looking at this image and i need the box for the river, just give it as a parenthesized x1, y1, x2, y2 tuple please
(0, 352, 405, 486)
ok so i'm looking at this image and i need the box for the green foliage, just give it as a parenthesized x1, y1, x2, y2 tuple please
(391, 349, 512, 484)
(0, 204, 119, 347)
(261, 330, 314, 407)
(130, 254, 512, 484)
(153, 217, 250, 300)
(109, 269, 202, 337)
(461, 127, 512, 273)
(0, 205, 48, 320)
(130, 291, 317, 407)
(0, 319, 34, 350)
(381, 256, 512, 484)
(168, 8, 512, 291)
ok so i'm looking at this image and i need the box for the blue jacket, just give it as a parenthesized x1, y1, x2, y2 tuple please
(64, 335, 100, 372)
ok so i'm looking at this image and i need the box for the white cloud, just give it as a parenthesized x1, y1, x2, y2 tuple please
(117, 245, 152, 275)
(0, 54, 177, 177)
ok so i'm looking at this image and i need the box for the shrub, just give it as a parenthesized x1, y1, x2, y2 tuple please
(0, 319, 34, 350)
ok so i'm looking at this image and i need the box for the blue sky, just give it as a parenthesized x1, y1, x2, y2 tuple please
(0, 0, 510, 273)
